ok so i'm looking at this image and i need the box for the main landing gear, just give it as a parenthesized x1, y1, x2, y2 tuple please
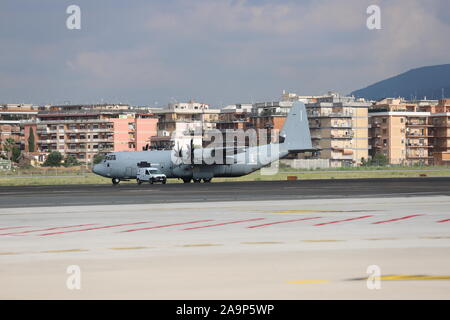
(182, 178, 212, 183)
(112, 178, 120, 185)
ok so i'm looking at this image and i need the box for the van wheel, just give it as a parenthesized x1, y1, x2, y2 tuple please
(150, 180, 154, 184)
(162, 179, 167, 184)
(137, 179, 142, 185)
(203, 178, 212, 183)
(182, 178, 191, 183)
(193, 179, 201, 183)
(112, 178, 120, 185)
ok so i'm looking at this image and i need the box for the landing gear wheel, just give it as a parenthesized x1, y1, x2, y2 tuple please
(112, 178, 120, 185)
(182, 178, 191, 183)
(137, 179, 142, 185)
(203, 178, 212, 183)
(193, 179, 201, 183)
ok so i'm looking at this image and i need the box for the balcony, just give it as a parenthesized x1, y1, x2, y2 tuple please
(406, 144, 433, 148)
(307, 111, 353, 118)
(406, 134, 434, 138)
(331, 123, 352, 128)
(406, 122, 432, 127)
(331, 133, 354, 139)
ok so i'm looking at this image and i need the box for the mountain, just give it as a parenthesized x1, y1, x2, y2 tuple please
(350, 64, 450, 101)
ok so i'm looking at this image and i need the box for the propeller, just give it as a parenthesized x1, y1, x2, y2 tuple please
(171, 141, 183, 166)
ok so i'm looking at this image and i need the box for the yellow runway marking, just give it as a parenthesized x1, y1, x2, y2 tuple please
(288, 280, 329, 284)
(110, 246, 149, 250)
(379, 275, 450, 281)
(42, 249, 88, 253)
(302, 240, 345, 243)
(241, 241, 283, 245)
(180, 243, 223, 247)
(351, 274, 450, 281)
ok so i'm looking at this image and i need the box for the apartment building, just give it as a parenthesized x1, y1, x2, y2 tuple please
(300, 93, 370, 167)
(0, 104, 39, 156)
(151, 101, 220, 149)
(368, 98, 445, 165)
(216, 104, 253, 131)
(24, 105, 157, 163)
(250, 101, 292, 132)
(426, 99, 450, 165)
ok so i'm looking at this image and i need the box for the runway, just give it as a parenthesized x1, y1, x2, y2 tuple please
(1, 177, 450, 208)
(1, 178, 450, 299)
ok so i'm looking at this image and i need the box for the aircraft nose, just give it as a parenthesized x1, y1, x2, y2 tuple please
(92, 164, 102, 175)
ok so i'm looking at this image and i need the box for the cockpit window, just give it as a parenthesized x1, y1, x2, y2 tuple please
(105, 155, 116, 160)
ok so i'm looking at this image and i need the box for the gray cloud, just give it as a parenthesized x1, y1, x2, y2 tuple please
(0, 0, 449, 106)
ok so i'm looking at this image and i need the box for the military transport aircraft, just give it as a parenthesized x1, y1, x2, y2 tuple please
(92, 101, 312, 184)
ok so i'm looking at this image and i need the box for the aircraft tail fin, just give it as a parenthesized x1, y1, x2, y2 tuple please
(279, 101, 313, 152)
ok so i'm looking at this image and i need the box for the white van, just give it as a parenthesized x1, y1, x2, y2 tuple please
(137, 167, 167, 184)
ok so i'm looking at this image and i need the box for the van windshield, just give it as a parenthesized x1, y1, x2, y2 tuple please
(149, 169, 161, 174)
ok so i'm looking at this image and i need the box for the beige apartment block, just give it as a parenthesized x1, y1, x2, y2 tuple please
(428, 99, 450, 165)
(299, 93, 370, 167)
(151, 101, 220, 149)
(369, 99, 435, 165)
(370, 112, 432, 165)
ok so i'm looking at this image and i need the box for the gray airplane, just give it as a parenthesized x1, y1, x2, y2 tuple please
(92, 101, 312, 184)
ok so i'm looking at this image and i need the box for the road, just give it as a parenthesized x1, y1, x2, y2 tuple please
(0, 177, 449, 299)
(0, 177, 450, 208)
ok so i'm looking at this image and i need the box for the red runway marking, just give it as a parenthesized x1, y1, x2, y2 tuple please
(371, 214, 425, 225)
(183, 218, 265, 230)
(39, 222, 151, 236)
(314, 215, 373, 226)
(247, 217, 322, 229)
(0, 224, 98, 236)
(120, 220, 214, 233)
(0, 226, 32, 231)
(437, 219, 450, 223)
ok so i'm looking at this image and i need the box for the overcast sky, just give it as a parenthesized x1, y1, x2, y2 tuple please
(0, 0, 449, 107)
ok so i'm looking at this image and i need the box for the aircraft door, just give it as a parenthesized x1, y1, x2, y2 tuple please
(125, 167, 132, 178)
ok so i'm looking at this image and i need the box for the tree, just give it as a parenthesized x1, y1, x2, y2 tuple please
(370, 153, 389, 166)
(93, 154, 105, 165)
(28, 128, 35, 152)
(43, 151, 63, 167)
(64, 155, 79, 167)
(11, 146, 21, 163)
(2, 138, 16, 160)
